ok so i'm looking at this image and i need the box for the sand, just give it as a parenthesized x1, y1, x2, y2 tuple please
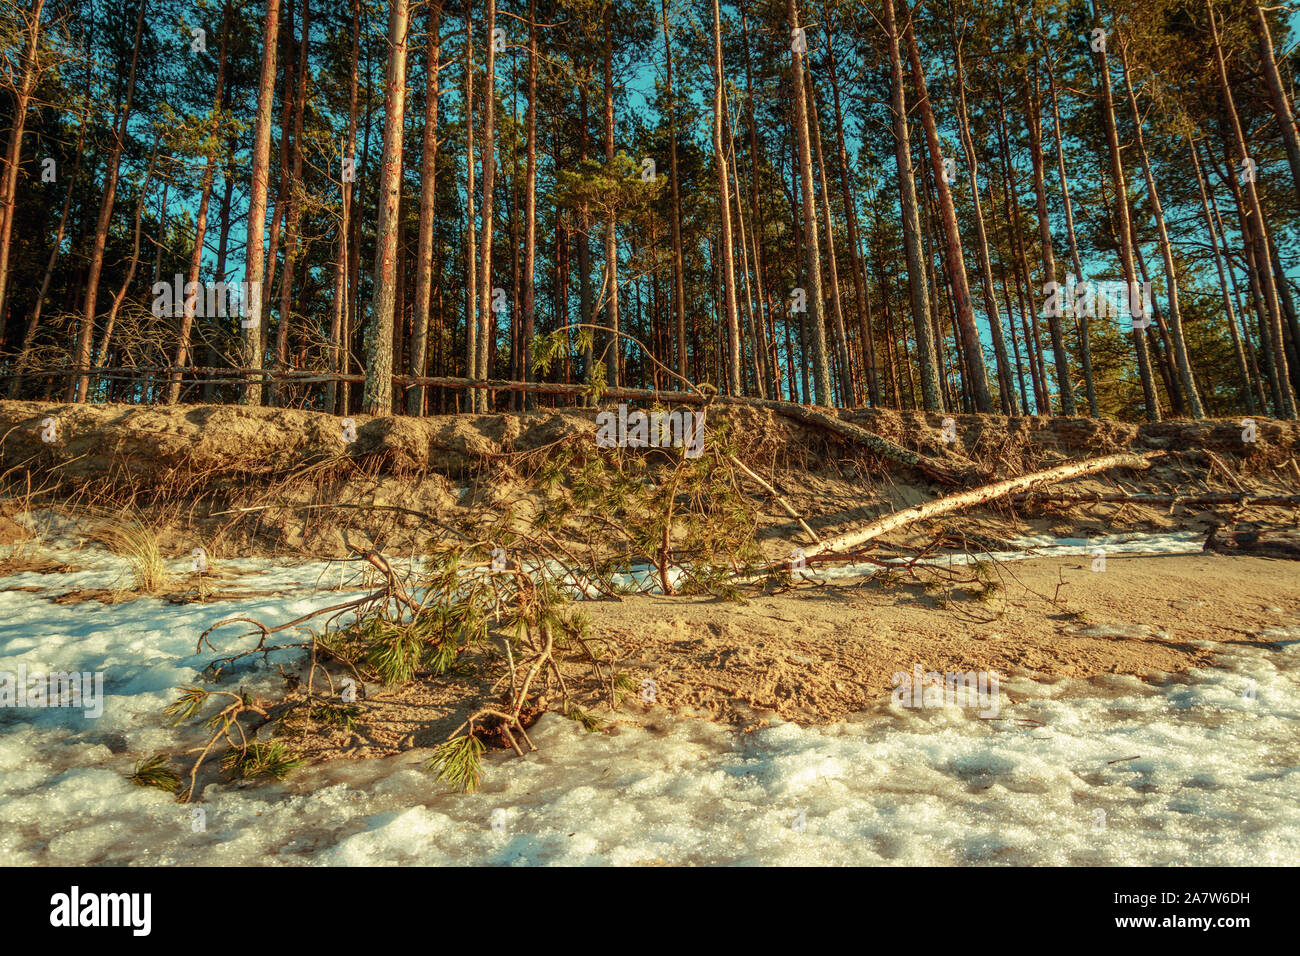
(256, 550, 1299, 766)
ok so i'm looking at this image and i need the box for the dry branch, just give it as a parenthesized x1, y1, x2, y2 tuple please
(726, 452, 820, 545)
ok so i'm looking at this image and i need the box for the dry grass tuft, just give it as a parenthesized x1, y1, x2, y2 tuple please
(92, 511, 171, 594)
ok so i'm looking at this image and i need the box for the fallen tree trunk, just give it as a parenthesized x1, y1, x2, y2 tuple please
(1016, 491, 1300, 507)
(779, 451, 1159, 566)
(1205, 527, 1300, 560)
(5, 368, 979, 487)
(726, 396, 987, 486)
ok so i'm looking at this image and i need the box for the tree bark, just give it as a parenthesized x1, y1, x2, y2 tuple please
(1209, 0, 1296, 418)
(167, 0, 231, 404)
(326, 0, 360, 415)
(825, 22, 877, 406)
(786, 451, 1155, 563)
(1040, 20, 1098, 416)
(904, 15, 993, 413)
(74, 0, 146, 402)
(711, 0, 742, 394)
(1189, 135, 1253, 412)
(464, 2, 479, 400)
(474, 0, 498, 411)
(409, 1, 442, 415)
(949, 9, 1015, 415)
(1118, 36, 1203, 418)
(883, 0, 941, 411)
(361, 0, 409, 414)
(1091, 2, 1160, 421)
(9, 114, 83, 395)
(95, 146, 158, 368)
(601, 9, 620, 390)
(0, 0, 47, 326)
(660, 0, 687, 379)
(806, 74, 853, 406)
(1022, 31, 1076, 415)
(1251, 1, 1300, 212)
(521, 0, 538, 409)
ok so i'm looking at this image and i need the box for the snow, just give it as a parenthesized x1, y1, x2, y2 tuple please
(801, 530, 1209, 584)
(1, 531, 1298, 865)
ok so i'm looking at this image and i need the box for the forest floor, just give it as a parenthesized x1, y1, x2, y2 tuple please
(2, 397, 1298, 560)
(1, 399, 1298, 763)
(2, 400, 1299, 865)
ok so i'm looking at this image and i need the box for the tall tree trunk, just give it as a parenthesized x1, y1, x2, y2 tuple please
(786, 126, 810, 403)
(240, 0, 281, 405)
(0, 0, 47, 326)
(1041, 22, 1098, 416)
(1251, 0, 1300, 212)
(167, 0, 231, 404)
(346, 24, 373, 413)
(1021, 32, 1076, 415)
(263, 0, 295, 367)
(474, 0, 498, 411)
(904, 15, 992, 413)
(785, 0, 832, 406)
(882, 0, 941, 411)
(95, 146, 158, 367)
(990, 175, 1031, 415)
(273, 0, 311, 399)
(1091, 1, 1160, 421)
(1190, 135, 1253, 411)
(577, 79, 593, 393)
(361, 0, 410, 414)
(711, 0, 742, 394)
(409, 1, 442, 415)
(74, 0, 146, 402)
(464, 2, 478, 401)
(825, 3, 877, 406)
(521, 0, 538, 409)
(326, 0, 360, 415)
(741, 2, 779, 399)
(1204, 140, 1268, 410)
(206, 146, 236, 402)
(1266, 225, 1300, 395)
(601, 8, 620, 390)
(10, 114, 83, 395)
(1210, 1, 1296, 418)
(806, 75, 852, 405)
(994, 80, 1048, 413)
(1126, 212, 1183, 412)
(726, 90, 768, 397)
(1118, 36, 1203, 418)
(661, 0, 687, 378)
(948, 11, 1014, 414)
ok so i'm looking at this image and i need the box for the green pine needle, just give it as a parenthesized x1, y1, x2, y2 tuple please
(128, 753, 180, 793)
(424, 735, 486, 793)
(221, 742, 304, 781)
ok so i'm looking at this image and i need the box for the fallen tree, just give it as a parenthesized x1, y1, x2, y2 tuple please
(774, 451, 1159, 566)
(1205, 526, 1300, 560)
(1016, 491, 1300, 507)
(5, 367, 982, 486)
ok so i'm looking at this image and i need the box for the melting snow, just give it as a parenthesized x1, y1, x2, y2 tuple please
(1, 533, 1297, 865)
